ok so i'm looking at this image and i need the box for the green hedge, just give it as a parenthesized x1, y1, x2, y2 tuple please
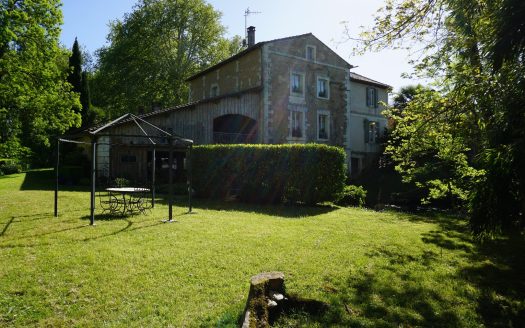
(192, 144, 346, 204)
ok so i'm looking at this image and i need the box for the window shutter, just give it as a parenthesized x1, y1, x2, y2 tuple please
(363, 119, 369, 143)
(366, 88, 370, 106)
(374, 88, 379, 108)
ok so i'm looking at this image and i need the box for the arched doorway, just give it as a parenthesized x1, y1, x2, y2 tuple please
(213, 114, 257, 144)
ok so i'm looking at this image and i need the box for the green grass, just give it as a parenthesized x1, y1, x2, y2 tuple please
(1, 170, 523, 327)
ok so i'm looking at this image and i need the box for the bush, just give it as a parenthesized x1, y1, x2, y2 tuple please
(336, 185, 367, 207)
(192, 144, 346, 205)
(113, 177, 130, 187)
(0, 159, 24, 175)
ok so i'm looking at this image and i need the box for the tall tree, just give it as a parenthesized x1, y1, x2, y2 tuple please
(67, 38, 93, 127)
(352, 0, 525, 235)
(0, 0, 81, 163)
(92, 0, 239, 117)
(68, 38, 82, 94)
(80, 71, 92, 126)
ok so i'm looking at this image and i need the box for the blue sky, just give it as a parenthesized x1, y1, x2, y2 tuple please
(60, 0, 422, 91)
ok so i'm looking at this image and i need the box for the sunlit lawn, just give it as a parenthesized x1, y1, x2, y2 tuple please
(0, 170, 523, 327)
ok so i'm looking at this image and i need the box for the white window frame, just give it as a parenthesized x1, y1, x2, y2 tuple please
(210, 83, 219, 98)
(290, 72, 305, 97)
(316, 76, 330, 99)
(288, 107, 307, 141)
(306, 45, 316, 61)
(317, 110, 330, 141)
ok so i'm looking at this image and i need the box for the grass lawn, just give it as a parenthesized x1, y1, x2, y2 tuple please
(1, 170, 523, 327)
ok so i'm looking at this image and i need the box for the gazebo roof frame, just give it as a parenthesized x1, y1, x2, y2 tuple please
(54, 113, 193, 225)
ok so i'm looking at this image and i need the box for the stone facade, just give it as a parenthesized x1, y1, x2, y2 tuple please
(188, 48, 262, 102)
(99, 32, 390, 176)
(262, 34, 351, 148)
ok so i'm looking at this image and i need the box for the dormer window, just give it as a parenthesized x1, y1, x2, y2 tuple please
(306, 45, 316, 61)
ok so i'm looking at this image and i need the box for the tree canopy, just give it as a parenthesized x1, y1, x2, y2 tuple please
(353, 0, 525, 235)
(91, 0, 241, 117)
(0, 0, 80, 163)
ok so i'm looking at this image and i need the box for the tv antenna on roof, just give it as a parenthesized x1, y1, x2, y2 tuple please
(244, 7, 261, 40)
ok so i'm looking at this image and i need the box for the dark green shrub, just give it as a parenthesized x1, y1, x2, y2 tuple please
(192, 144, 346, 205)
(113, 177, 130, 187)
(0, 159, 23, 175)
(337, 185, 367, 207)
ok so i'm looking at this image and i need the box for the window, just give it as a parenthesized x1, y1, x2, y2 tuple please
(366, 87, 378, 108)
(317, 77, 329, 99)
(365, 120, 379, 143)
(317, 111, 330, 140)
(290, 110, 304, 138)
(290, 72, 304, 96)
(306, 45, 316, 61)
(210, 84, 219, 97)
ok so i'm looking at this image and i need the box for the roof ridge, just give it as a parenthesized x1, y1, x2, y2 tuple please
(187, 33, 322, 81)
(350, 71, 392, 89)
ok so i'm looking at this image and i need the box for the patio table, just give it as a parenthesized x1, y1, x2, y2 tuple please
(105, 187, 151, 215)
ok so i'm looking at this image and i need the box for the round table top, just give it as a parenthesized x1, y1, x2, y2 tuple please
(106, 187, 150, 193)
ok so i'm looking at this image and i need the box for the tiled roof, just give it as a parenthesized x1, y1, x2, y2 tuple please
(350, 72, 391, 89)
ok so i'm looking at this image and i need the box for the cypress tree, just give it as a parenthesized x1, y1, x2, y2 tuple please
(80, 71, 92, 126)
(68, 38, 82, 95)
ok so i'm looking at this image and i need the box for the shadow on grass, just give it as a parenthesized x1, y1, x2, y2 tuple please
(163, 196, 337, 219)
(461, 235, 525, 327)
(207, 212, 524, 327)
(200, 295, 331, 327)
(19, 169, 89, 192)
(18, 170, 336, 218)
(385, 211, 524, 327)
(0, 217, 15, 237)
(0, 214, 164, 249)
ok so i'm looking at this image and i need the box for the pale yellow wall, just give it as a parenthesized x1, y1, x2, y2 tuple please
(188, 49, 262, 101)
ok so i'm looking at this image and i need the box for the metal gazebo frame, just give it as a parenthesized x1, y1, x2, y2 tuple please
(54, 113, 194, 225)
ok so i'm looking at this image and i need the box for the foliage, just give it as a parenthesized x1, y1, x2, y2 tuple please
(336, 185, 367, 207)
(91, 0, 241, 117)
(0, 0, 81, 165)
(1, 171, 523, 326)
(352, 0, 525, 235)
(113, 177, 130, 188)
(0, 158, 23, 175)
(384, 87, 484, 206)
(192, 144, 346, 205)
(392, 84, 423, 112)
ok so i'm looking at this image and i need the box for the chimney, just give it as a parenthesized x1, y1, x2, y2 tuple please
(247, 26, 256, 47)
